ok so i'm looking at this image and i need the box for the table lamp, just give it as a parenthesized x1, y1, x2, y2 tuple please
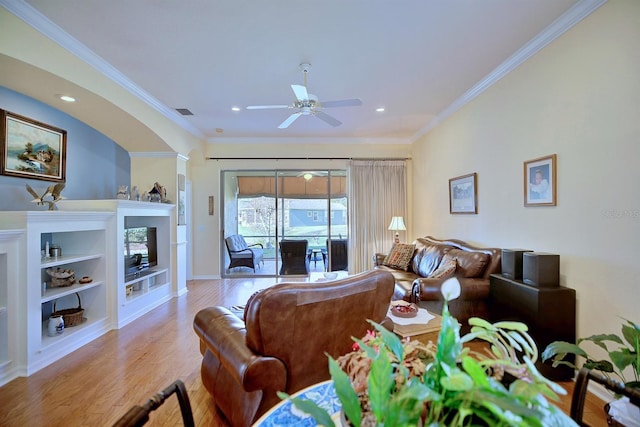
(388, 216, 406, 244)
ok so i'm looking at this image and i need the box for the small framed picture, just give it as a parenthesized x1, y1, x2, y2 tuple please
(1, 109, 67, 182)
(449, 172, 477, 214)
(524, 154, 556, 206)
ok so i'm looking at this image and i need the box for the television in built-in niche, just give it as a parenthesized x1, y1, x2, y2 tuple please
(124, 226, 157, 281)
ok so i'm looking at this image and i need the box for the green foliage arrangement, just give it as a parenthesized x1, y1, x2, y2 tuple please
(279, 278, 578, 427)
(542, 318, 640, 391)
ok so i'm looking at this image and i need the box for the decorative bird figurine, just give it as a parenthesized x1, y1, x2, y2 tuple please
(25, 184, 45, 205)
(25, 183, 66, 210)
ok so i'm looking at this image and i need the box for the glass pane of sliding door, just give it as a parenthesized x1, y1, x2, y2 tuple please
(327, 171, 349, 272)
(221, 169, 347, 278)
(277, 171, 330, 275)
(222, 171, 276, 277)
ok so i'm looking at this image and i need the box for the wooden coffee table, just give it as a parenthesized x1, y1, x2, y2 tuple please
(393, 312, 443, 344)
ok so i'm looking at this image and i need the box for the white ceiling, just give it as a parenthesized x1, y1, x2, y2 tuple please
(7, 0, 591, 144)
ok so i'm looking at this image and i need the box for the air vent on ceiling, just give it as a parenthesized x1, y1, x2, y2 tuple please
(176, 108, 194, 116)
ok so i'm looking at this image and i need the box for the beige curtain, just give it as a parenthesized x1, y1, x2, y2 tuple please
(347, 160, 407, 273)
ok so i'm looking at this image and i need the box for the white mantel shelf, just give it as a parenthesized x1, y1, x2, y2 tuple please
(57, 199, 175, 212)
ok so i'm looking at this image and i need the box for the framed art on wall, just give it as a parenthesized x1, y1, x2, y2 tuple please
(0, 109, 67, 182)
(449, 172, 477, 214)
(524, 154, 556, 206)
(178, 173, 186, 225)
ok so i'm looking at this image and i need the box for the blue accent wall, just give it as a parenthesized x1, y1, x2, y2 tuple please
(0, 86, 130, 210)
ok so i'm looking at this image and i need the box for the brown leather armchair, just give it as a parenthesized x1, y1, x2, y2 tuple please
(193, 270, 395, 427)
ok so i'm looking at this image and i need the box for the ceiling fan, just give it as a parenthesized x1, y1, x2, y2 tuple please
(246, 63, 362, 129)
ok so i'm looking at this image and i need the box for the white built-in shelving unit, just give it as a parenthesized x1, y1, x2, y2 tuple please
(57, 200, 177, 328)
(0, 211, 112, 383)
(0, 200, 178, 386)
(0, 229, 23, 386)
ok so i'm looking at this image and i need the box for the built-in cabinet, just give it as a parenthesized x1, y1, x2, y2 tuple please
(116, 206, 173, 328)
(0, 200, 178, 386)
(57, 200, 177, 328)
(0, 229, 23, 386)
(0, 212, 112, 382)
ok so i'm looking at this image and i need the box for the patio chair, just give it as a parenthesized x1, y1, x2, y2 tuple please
(279, 240, 309, 275)
(225, 235, 264, 272)
(325, 239, 348, 271)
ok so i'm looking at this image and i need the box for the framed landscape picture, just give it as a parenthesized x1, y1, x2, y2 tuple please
(0, 109, 67, 182)
(524, 154, 556, 206)
(449, 172, 477, 214)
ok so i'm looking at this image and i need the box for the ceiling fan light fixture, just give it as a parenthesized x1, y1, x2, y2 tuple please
(246, 62, 361, 128)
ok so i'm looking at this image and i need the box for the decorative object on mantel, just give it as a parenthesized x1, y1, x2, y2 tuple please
(116, 185, 129, 200)
(148, 182, 170, 203)
(131, 185, 140, 201)
(25, 183, 65, 210)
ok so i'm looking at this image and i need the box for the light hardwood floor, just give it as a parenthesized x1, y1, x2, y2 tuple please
(0, 278, 609, 426)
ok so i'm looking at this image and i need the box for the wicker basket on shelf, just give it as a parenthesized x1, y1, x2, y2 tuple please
(51, 292, 84, 327)
(46, 267, 76, 288)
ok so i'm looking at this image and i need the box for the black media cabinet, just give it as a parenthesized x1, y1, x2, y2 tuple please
(489, 273, 576, 380)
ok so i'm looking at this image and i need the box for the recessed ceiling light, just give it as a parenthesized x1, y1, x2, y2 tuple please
(231, 107, 241, 112)
(376, 107, 385, 112)
(58, 95, 76, 102)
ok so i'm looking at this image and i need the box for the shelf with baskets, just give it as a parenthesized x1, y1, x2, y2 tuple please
(40, 284, 106, 346)
(0, 211, 113, 381)
(41, 253, 105, 303)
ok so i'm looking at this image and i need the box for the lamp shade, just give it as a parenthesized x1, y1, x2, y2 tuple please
(388, 216, 406, 231)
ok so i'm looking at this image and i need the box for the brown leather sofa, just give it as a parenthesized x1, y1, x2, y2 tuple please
(192, 270, 395, 426)
(374, 236, 501, 329)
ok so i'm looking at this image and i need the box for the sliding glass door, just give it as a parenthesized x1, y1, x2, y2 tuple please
(221, 169, 347, 277)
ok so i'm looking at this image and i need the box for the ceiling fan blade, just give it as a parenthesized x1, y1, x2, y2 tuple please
(278, 112, 302, 129)
(321, 99, 363, 108)
(314, 111, 342, 127)
(246, 104, 290, 110)
(291, 84, 309, 102)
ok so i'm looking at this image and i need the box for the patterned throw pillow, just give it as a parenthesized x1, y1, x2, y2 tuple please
(382, 243, 416, 271)
(428, 257, 457, 279)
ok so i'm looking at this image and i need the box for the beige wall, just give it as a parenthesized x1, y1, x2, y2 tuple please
(190, 142, 411, 278)
(411, 0, 639, 346)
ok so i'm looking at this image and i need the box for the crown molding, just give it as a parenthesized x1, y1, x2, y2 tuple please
(206, 136, 411, 145)
(2, 0, 607, 146)
(129, 152, 179, 158)
(1, 0, 204, 139)
(411, 0, 608, 143)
